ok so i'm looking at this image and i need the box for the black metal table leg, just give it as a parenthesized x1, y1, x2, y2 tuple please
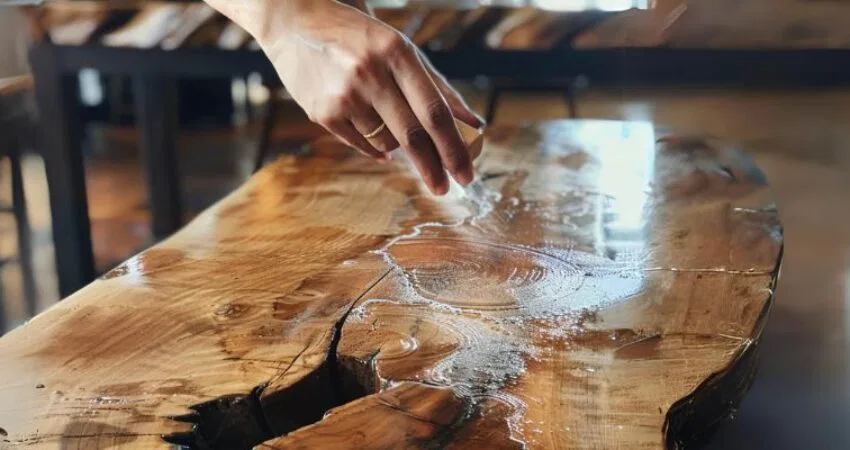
(132, 77, 182, 240)
(29, 45, 96, 298)
(254, 92, 281, 173)
(9, 146, 38, 316)
(485, 85, 503, 125)
(563, 85, 579, 119)
(0, 266, 5, 334)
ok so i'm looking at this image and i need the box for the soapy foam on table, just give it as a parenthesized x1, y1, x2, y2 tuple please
(357, 164, 645, 445)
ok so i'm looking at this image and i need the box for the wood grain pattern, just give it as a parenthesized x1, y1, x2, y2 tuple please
(25, 1, 614, 51)
(22, 1, 111, 45)
(374, 6, 494, 49)
(0, 121, 782, 449)
(574, 0, 850, 49)
(425, 7, 506, 51)
(410, 10, 467, 46)
(486, 8, 581, 50)
(30, 0, 850, 50)
(101, 3, 186, 48)
(160, 4, 218, 50)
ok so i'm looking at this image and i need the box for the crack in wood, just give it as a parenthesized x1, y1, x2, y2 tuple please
(162, 392, 269, 449)
(160, 268, 393, 450)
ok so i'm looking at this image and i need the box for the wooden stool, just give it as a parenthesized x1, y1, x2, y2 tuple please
(0, 120, 782, 448)
(0, 75, 38, 334)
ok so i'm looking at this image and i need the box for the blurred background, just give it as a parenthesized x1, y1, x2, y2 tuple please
(0, 0, 848, 448)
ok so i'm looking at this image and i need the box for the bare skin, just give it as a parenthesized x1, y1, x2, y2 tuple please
(205, 0, 484, 195)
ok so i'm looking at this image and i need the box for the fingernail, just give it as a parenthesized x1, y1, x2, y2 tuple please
(455, 168, 473, 186)
(474, 113, 486, 127)
(433, 179, 449, 196)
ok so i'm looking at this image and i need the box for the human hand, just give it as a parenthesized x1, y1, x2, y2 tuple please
(244, 0, 484, 195)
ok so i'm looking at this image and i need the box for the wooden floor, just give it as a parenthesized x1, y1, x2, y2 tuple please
(0, 85, 849, 448)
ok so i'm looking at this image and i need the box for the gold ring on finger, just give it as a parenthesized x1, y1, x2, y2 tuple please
(362, 123, 387, 139)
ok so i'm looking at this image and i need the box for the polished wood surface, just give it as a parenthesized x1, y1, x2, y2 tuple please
(29, 2, 609, 51)
(25, 0, 850, 50)
(22, 1, 111, 45)
(0, 120, 781, 449)
(101, 4, 185, 48)
(0, 85, 844, 450)
(575, 0, 850, 49)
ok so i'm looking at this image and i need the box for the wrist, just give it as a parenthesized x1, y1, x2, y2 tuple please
(256, 0, 373, 43)
(255, 0, 322, 43)
(206, 0, 372, 42)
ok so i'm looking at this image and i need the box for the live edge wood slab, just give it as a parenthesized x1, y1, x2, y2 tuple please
(0, 120, 782, 449)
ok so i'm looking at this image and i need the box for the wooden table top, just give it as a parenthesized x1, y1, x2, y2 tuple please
(0, 120, 782, 449)
(23, 1, 622, 50)
(28, 0, 850, 50)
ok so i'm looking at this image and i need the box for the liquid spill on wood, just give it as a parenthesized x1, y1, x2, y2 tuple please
(263, 123, 779, 446)
(0, 122, 783, 449)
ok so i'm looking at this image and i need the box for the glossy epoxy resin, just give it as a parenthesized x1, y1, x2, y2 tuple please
(0, 121, 782, 449)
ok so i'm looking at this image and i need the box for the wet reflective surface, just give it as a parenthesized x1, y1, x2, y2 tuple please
(0, 120, 782, 449)
(337, 121, 780, 448)
(488, 88, 850, 449)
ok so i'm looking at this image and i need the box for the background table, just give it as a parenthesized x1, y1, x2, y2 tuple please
(24, 0, 826, 297)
